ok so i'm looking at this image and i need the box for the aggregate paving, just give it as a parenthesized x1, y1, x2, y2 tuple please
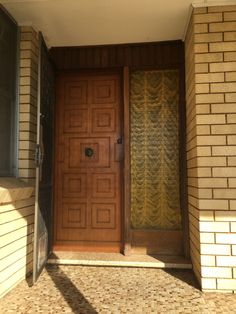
(0, 265, 236, 313)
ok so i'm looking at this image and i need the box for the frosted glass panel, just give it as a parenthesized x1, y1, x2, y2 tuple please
(130, 70, 181, 230)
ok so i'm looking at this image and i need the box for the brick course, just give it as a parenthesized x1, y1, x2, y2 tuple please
(18, 27, 38, 185)
(185, 4, 236, 292)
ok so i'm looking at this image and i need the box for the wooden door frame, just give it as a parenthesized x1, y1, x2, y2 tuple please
(123, 67, 131, 255)
(122, 65, 189, 257)
(50, 41, 189, 256)
(52, 65, 189, 257)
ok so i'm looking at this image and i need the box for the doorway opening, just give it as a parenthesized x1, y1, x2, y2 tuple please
(35, 42, 188, 267)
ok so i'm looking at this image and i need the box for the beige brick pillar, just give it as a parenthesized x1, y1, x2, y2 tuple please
(185, 5, 236, 292)
(0, 26, 39, 297)
(18, 26, 39, 185)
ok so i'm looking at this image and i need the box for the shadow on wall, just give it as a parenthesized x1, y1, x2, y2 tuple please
(46, 264, 97, 314)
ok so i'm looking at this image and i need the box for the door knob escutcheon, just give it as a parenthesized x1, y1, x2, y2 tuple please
(85, 147, 94, 157)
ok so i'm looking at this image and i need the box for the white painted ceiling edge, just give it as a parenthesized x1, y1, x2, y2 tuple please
(1, 0, 236, 47)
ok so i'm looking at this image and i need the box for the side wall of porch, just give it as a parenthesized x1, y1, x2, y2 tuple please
(185, 5, 236, 292)
(0, 26, 38, 298)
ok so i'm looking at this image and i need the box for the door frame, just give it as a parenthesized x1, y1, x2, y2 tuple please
(51, 65, 189, 257)
(123, 67, 131, 255)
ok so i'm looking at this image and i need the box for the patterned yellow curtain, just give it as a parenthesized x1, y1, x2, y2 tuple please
(130, 70, 181, 230)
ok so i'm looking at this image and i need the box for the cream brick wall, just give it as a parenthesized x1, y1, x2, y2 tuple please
(185, 5, 236, 292)
(0, 195, 34, 298)
(0, 26, 39, 298)
(19, 26, 39, 185)
(185, 12, 202, 285)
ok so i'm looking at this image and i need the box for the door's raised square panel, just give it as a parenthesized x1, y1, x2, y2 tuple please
(69, 138, 110, 168)
(92, 108, 116, 133)
(62, 203, 86, 228)
(92, 80, 116, 104)
(63, 173, 87, 198)
(65, 81, 88, 106)
(92, 173, 116, 198)
(64, 109, 88, 133)
(91, 203, 116, 229)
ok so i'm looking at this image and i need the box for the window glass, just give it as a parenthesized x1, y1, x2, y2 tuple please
(130, 70, 181, 230)
(0, 8, 18, 176)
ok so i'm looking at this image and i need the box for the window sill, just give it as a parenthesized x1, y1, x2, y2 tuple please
(0, 177, 34, 205)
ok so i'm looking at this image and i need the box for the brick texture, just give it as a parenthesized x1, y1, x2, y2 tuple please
(0, 27, 38, 296)
(0, 197, 34, 298)
(185, 5, 236, 293)
(0, 26, 39, 298)
(18, 27, 38, 184)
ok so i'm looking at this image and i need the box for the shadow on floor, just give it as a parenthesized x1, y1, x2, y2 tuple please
(25, 272, 33, 287)
(164, 268, 201, 291)
(46, 264, 97, 314)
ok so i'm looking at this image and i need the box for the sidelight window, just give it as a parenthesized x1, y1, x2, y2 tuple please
(130, 69, 181, 230)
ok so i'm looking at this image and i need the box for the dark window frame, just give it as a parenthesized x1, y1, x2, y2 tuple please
(0, 5, 19, 177)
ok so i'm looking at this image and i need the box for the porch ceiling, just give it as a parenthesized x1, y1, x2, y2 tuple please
(0, 0, 232, 47)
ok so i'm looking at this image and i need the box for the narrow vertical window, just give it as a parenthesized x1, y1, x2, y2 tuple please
(130, 70, 181, 230)
(0, 7, 18, 176)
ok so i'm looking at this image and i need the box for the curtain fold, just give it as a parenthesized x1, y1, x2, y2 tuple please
(130, 70, 181, 230)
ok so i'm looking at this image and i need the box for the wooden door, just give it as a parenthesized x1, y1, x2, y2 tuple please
(54, 72, 122, 252)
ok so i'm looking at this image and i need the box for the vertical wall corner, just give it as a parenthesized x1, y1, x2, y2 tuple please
(185, 4, 236, 292)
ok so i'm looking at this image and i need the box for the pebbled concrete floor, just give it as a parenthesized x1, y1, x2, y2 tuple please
(0, 265, 236, 313)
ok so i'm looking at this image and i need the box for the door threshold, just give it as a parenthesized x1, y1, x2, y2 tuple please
(47, 252, 192, 269)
